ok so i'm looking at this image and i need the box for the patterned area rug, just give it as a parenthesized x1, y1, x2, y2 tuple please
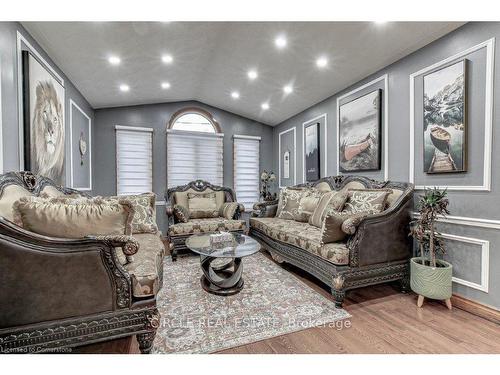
(152, 251, 350, 353)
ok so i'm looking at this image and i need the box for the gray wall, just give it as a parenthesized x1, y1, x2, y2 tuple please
(273, 22, 500, 310)
(93, 100, 274, 232)
(0, 22, 94, 190)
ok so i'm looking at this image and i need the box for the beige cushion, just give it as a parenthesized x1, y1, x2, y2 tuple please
(341, 211, 372, 235)
(103, 193, 158, 234)
(0, 185, 34, 222)
(309, 191, 348, 228)
(173, 188, 225, 211)
(320, 212, 349, 244)
(314, 181, 332, 192)
(344, 188, 392, 214)
(40, 185, 65, 197)
(187, 192, 219, 218)
(168, 218, 247, 236)
(12, 196, 134, 238)
(219, 202, 239, 219)
(276, 187, 305, 220)
(173, 204, 189, 223)
(295, 188, 324, 222)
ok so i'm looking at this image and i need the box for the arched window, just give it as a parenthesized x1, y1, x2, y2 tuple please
(167, 107, 223, 187)
(168, 107, 221, 133)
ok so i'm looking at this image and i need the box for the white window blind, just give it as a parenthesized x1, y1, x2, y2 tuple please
(167, 129, 224, 188)
(233, 135, 261, 211)
(115, 126, 153, 195)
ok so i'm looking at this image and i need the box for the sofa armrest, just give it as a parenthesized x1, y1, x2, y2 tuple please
(252, 200, 279, 218)
(0, 218, 133, 328)
(347, 196, 413, 267)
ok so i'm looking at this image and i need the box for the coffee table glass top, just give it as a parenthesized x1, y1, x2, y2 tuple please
(185, 232, 260, 258)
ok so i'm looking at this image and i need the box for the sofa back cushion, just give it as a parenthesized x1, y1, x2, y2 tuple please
(102, 193, 158, 234)
(174, 188, 225, 211)
(13, 196, 135, 238)
(296, 188, 324, 222)
(0, 185, 35, 222)
(187, 192, 219, 218)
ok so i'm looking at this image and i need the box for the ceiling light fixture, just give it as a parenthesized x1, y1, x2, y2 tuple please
(283, 84, 293, 94)
(231, 91, 240, 99)
(162, 54, 173, 64)
(261, 102, 269, 110)
(119, 84, 130, 92)
(275, 35, 287, 49)
(247, 70, 258, 80)
(161, 82, 171, 89)
(108, 56, 121, 65)
(316, 56, 328, 68)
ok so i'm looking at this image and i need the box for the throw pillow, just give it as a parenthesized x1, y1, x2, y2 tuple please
(343, 188, 392, 214)
(320, 211, 351, 244)
(187, 192, 219, 218)
(173, 204, 190, 223)
(276, 187, 305, 220)
(103, 193, 158, 234)
(219, 202, 239, 219)
(309, 191, 348, 228)
(12, 196, 135, 238)
(341, 211, 371, 235)
(296, 188, 324, 222)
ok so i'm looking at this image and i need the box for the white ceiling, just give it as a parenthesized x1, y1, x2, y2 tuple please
(22, 22, 464, 126)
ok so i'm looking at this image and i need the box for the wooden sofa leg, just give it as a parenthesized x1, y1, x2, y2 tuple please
(399, 276, 410, 293)
(332, 274, 346, 308)
(171, 247, 178, 262)
(137, 331, 156, 354)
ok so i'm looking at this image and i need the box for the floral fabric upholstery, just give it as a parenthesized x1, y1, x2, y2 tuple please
(343, 189, 392, 214)
(250, 217, 349, 265)
(123, 233, 165, 298)
(168, 218, 247, 237)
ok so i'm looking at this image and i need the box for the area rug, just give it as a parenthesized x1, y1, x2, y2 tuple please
(152, 252, 350, 353)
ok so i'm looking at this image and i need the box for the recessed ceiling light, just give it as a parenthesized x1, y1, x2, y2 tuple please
(316, 56, 328, 68)
(247, 70, 258, 80)
(283, 84, 293, 94)
(275, 35, 287, 49)
(161, 82, 171, 89)
(231, 91, 240, 99)
(261, 102, 269, 110)
(162, 54, 173, 64)
(108, 56, 121, 65)
(119, 84, 130, 92)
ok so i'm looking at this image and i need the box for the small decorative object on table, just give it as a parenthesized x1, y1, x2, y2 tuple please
(209, 231, 236, 248)
(410, 187, 453, 309)
(260, 170, 277, 201)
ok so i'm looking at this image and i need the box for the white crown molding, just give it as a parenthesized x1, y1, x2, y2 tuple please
(69, 99, 92, 191)
(336, 74, 389, 180)
(302, 113, 327, 183)
(16, 30, 65, 171)
(278, 127, 296, 188)
(409, 38, 495, 191)
(437, 233, 489, 293)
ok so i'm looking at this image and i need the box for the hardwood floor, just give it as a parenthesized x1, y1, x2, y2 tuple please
(74, 259, 500, 354)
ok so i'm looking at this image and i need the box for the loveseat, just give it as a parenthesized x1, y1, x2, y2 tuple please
(165, 180, 245, 261)
(250, 175, 414, 307)
(0, 171, 164, 353)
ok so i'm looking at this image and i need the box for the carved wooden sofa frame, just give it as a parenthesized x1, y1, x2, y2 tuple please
(0, 172, 160, 354)
(165, 180, 244, 261)
(250, 175, 414, 307)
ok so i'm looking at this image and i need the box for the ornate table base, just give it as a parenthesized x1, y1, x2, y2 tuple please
(200, 256, 244, 296)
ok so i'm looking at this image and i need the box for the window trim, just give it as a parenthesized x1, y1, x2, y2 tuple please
(167, 107, 222, 133)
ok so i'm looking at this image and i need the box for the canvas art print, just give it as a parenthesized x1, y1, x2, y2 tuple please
(423, 59, 467, 173)
(339, 89, 381, 172)
(22, 51, 65, 184)
(304, 123, 320, 182)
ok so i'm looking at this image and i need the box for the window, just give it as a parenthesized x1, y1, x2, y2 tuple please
(167, 108, 223, 188)
(115, 126, 153, 195)
(233, 135, 261, 211)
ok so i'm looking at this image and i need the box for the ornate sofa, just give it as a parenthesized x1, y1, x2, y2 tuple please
(0, 172, 164, 354)
(250, 175, 414, 307)
(165, 180, 245, 261)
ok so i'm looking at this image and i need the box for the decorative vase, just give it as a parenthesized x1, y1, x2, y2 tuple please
(410, 257, 453, 309)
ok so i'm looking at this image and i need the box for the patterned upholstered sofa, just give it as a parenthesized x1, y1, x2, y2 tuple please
(165, 180, 246, 261)
(250, 175, 414, 307)
(0, 172, 164, 353)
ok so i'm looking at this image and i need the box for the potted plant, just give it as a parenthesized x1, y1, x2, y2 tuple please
(260, 171, 277, 201)
(409, 188, 453, 310)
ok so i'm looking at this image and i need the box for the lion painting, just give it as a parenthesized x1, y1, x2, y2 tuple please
(30, 81, 65, 183)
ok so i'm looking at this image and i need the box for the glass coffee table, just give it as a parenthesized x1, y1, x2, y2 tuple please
(185, 232, 260, 296)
